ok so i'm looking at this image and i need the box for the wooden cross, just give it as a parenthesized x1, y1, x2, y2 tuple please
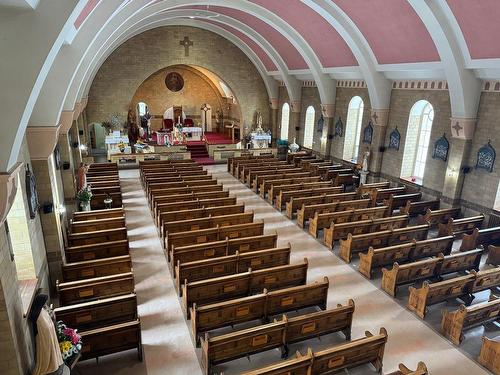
(452, 121, 463, 137)
(179, 36, 193, 57)
(371, 112, 379, 124)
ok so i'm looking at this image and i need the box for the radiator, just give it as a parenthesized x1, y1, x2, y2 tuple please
(488, 211, 500, 227)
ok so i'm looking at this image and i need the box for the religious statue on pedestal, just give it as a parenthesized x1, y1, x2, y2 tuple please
(362, 148, 370, 172)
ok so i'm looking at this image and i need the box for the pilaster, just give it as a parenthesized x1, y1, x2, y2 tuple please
(269, 98, 279, 144)
(442, 118, 476, 205)
(369, 109, 390, 176)
(321, 104, 336, 158)
(289, 100, 302, 141)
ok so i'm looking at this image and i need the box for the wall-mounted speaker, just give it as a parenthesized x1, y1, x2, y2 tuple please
(42, 202, 53, 214)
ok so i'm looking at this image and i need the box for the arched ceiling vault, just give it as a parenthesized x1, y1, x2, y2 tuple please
(1, 0, 500, 172)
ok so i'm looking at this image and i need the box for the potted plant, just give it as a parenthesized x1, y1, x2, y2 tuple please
(76, 185, 92, 211)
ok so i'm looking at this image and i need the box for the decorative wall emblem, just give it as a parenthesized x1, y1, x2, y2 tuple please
(362, 121, 373, 144)
(388, 127, 401, 151)
(316, 115, 324, 133)
(25, 165, 39, 219)
(334, 117, 343, 137)
(432, 133, 449, 162)
(475, 140, 496, 173)
(165, 72, 184, 92)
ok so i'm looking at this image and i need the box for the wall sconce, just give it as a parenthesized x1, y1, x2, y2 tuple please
(57, 205, 66, 215)
(79, 144, 88, 151)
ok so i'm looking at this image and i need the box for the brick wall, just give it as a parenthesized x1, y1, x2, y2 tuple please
(87, 26, 270, 134)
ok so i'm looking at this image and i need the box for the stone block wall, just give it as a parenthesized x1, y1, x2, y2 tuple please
(87, 26, 270, 135)
(299, 87, 322, 152)
(461, 92, 500, 212)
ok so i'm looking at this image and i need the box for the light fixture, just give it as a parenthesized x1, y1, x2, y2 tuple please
(189, 16, 195, 19)
(79, 144, 88, 151)
(58, 205, 66, 215)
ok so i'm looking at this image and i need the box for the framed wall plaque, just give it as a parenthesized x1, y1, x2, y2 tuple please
(25, 165, 40, 219)
(316, 115, 324, 133)
(165, 72, 184, 92)
(388, 127, 401, 151)
(54, 145, 61, 170)
(432, 133, 449, 162)
(362, 121, 373, 144)
(475, 140, 496, 172)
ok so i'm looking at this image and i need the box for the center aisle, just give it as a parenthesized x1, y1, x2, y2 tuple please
(206, 164, 488, 375)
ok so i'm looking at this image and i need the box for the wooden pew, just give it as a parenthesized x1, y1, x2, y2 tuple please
(478, 335, 500, 375)
(154, 195, 235, 216)
(228, 154, 274, 174)
(182, 260, 308, 318)
(200, 304, 354, 375)
(54, 293, 137, 331)
(441, 295, 500, 345)
(88, 180, 120, 189)
(400, 199, 440, 217)
(408, 268, 500, 319)
(259, 176, 321, 198)
(357, 181, 391, 197)
(240, 162, 291, 183)
(323, 168, 353, 181)
(381, 249, 483, 297)
(191, 278, 329, 344)
(386, 362, 428, 375)
(437, 215, 485, 237)
(64, 239, 129, 263)
(295, 194, 362, 226)
(459, 226, 500, 252)
(275, 186, 344, 211)
(417, 207, 461, 227)
(62, 255, 132, 281)
(255, 171, 311, 194)
(338, 224, 429, 262)
(247, 165, 300, 186)
(488, 245, 500, 265)
(268, 181, 334, 205)
(312, 164, 344, 177)
(287, 193, 363, 220)
(158, 204, 244, 229)
(370, 186, 407, 205)
(161, 212, 254, 240)
(358, 236, 454, 279)
(165, 221, 265, 253)
(333, 173, 358, 189)
(79, 319, 142, 361)
(57, 272, 135, 305)
(324, 215, 410, 249)
(68, 227, 127, 247)
(149, 184, 223, 204)
(70, 217, 125, 233)
(153, 191, 230, 218)
(309, 206, 388, 238)
(91, 192, 122, 209)
(174, 245, 291, 294)
(145, 178, 217, 196)
(72, 207, 124, 222)
(169, 232, 277, 266)
(383, 192, 422, 215)
(235, 159, 280, 178)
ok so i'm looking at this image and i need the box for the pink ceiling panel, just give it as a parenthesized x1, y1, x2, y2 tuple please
(74, 0, 100, 29)
(447, 0, 500, 59)
(251, 0, 357, 67)
(335, 0, 440, 64)
(201, 19, 278, 71)
(202, 6, 308, 70)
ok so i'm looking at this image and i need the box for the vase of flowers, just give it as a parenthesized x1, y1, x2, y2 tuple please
(56, 321, 82, 366)
(76, 185, 92, 211)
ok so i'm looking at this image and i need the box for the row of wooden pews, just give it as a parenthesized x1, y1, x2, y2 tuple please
(225, 154, 431, 375)
(229, 153, 500, 374)
(85, 162, 123, 209)
(54, 163, 142, 362)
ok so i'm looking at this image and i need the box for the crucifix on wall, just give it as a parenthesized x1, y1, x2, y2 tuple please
(201, 104, 210, 132)
(179, 36, 193, 56)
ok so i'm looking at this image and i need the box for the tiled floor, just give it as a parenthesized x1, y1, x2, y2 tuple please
(76, 165, 494, 375)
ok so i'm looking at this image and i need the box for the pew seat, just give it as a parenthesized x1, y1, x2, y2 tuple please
(62, 255, 132, 281)
(295, 195, 365, 227)
(64, 239, 129, 263)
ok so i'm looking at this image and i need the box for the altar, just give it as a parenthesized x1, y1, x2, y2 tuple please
(251, 133, 271, 148)
(180, 126, 203, 141)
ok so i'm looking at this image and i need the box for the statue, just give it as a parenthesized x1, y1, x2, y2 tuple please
(362, 148, 370, 172)
(289, 137, 300, 153)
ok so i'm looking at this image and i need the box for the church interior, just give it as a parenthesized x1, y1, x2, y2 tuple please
(1, 1, 500, 375)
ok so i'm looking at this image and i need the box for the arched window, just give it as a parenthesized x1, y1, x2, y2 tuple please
(495, 182, 500, 211)
(280, 103, 290, 140)
(303, 106, 315, 148)
(401, 100, 434, 183)
(343, 96, 364, 162)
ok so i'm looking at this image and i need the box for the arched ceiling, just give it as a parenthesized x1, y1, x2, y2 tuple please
(1, 0, 500, 171)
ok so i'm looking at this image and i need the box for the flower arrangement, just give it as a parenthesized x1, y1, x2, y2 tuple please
(56, 321, 82, 364)
(76, 185, 92, 202)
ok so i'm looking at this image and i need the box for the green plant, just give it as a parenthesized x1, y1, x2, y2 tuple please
(76, 185, 92, 202)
